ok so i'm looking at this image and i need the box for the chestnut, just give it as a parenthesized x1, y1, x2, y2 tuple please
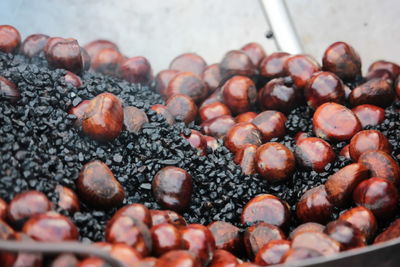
(351, 104, 385, 128)
(155, 250, 201, 267)
(181, 224, 216, 265)
(252, 110, 287, 142)
(241, 194, 290, 228)
(259, 52, 290, 79)
(291, 232, 341, 256)
(204, 135, 220, 151)
(201, 115, 236, 138)
(43, 37, 64, 55)
(219, 50, 257, 80)
(202, 63, 222, 93)
(199, 102, 231, 122)
(83, 39, 119, 60)
(150, 104, 176, 126)
(281, 247, 322, 263)
(358, 150, 400, 185)
(293, 132, 309, 145)
(0, 198, 7, 221)
(23, 212, 78, 241)
(151, 223, 182, 256)
(91, 48, 125, 76)
(255, 142, 295, 183)
(64, 71, 82, 88)
(289, 222, 325, 240)
(365, 69, 393, 82)
(240, 42, 266, 67)
(50, 253, 79, 267)
(295, 137, 335, 172)
(234, 144, 257, 175)
(121, 56, 153, 85)
(20, 33, 49, 58)
(207, 221, 241, 253)
(374, 218, 400, 244)
(166, 94, 198, 124)
(166, 72, 208, 103)
(45, 38, 83, 74)
(224, 122, 262, 153)
(353, 177, 398, 219)
(150, 210, 187, 228)
(181, 129, 207, 155)
(338, 207, 378, 242)
(112, 203, 152, 227)
(313, 102, 361, 141)
(368, 60, 400, 80)
(152, 166, 193, 212)
(82, 92, 124, 142)
(243, 222, 286, 259)
(324, 220, 366, 250)
(0, 25, 21, 53)
(349, 78, 394, 107)
(55, 185, 80, 213)
(296, 185, 334, 224)
(254, 240, 291, 266)
(208, 249, 240, 267)
(68, 99, 91, 128)
(325, 163, 369, 207)
(235, 112, 257, 123)
(349, 130, 391, 161)
(339, 145, 351, 160)
(76, 160, 125, 209)
(258, 78, 298, 113)
(222, 76, 257, 114)
(109, 243, 143, 266)
(284, 55, 320, 89)
(7, 190, 52, 225)
(304, 71, 345, 109)
(123, 106, 149, 133)
(0, 76, 20, 103)
(154, 70, 179, 99)
(169, 53, 207, 76)
(201, 87, 224, 108)
(322, 41, 361, 81)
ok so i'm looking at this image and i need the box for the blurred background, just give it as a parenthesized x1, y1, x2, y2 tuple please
(1, 0, 399, 73)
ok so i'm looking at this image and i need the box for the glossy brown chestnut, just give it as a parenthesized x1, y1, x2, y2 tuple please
(338, 207, 378, 242)
(154, 70, 179, 99)
(112, 203, 152, 227)
(0, 198, 7, 221)
(181, 129, 207, 155)
(109, 243, 143, 266)
(155, 250, 201, 267)
(349, 78, 394, 107)
(304, 71, 345, 109)
(222, 76, 257, 114)
(339, 145, 351, 160)
(76, 160, 125, 209)
(322, 42, 361, 81)
(235, 112, 257, 123)
(254, 240, 291, 266)
(234, 144, 257, 175)
(0, 25, 21, 53)
(324, 220, 366, 250)
(293, 132, 309, 145)
(7, 190, 52, 225)
(224, 122, 262, 153)
(202, 64, 222, 93)
(219, 50, 257, 80)
(240, 42, 266, 67)
(203, 135, 220, 151)
(64, 71, 83, 87)
(123, 106, 149, 133)
(349, 130, 391, 161)
(374, 218, 400, 244)
(281, 247, 323, 263)
(82, 92, 124, 142)
(169, 53, 207, 77)
(20, 33, 49, 58)
(368, 60, 400, 80)
(43, 37, 64, 55)
(241, 194, 290, 228)
(68, 99, 91, 127)
(295, 137, 335, 172)
(166, 72, 208, 103)
(50, 253, 79, 267)
(201, 115, 236, 138)
(259, 52, 290, 79)
(207, 221, 241, 253)
(23, 212, 78, 241)
(291, 232, 341, 256)
(252, 110, 287, 142)
(325, 163, 370, 207)
(353, 177, 398, 219)
(365, 69, 393, 82)
(351, 104, 385, 128)
(313, 102, 361, 141)
(255, 142, 295, 182)
(121, 56, 153, 85)
(150, 210, 187, 228)
(45, 38, 83, 74)
(151, 223, 182, 256)
(181, 224, 216, 265)
(358, 150, 400, 185)
(152, 166, 193, 212)
(55, 185, 80, 213)
(150, 104, 175, 126)
(284, 55, 320, 89)
(199, 102, 231, 122)
(258, 78, 298, 113)
(296, 185, 334, 224)
(243, 222, 286, 259)
(289, 222, 325, 240)
(166, 94, 198, 124)
(201, 87, 224, 108)
(83, 39, 119, 60)
(208, 249, 239, 267)
(91, 48, 125, 76)
(0, 76, 20, 103)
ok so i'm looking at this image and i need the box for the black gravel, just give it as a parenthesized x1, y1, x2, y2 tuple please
(1, 51, 400, 243)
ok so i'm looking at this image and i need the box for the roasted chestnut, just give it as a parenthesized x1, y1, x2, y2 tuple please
(234, 144, 257, 175)
(64, 71, 83, 88)
(112, 203, 152, 227)
(91, 48, 125, 76)
(150, 210, 187, 228)
(55, 185, 80, 213)
(201, 115, 236, 138)
(374, 218, 400, 244)
(358, 150, 400, 185)
(289, 222, 325, 240)
(155, 70, 179, 99)
(291, 232, 341, 256)
(202, 63, 222, 93)
(45, 38, 83, 74)
(151, 223, 182, 256)
(208, 249, 240, 267)
(324, 220, 366, 250)
(199, 102, 231, 122)
(235, 112, 257, 123)
(281, 247, 322, 263)
(368, 60, 400, 80)
(155, 250, 201, 267)
(83, 39, 119, 60)
(150, 104, 176, 126)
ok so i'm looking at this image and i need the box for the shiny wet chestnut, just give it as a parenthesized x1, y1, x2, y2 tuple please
(181, 224, 216, 266)
(224, 122, 262, 153)
(295, 137, 335, 173)
(222, 76, 257, 115)
(284, 55, 320, 89)
(324, 220, 366, 250)
(252, 110, 286, 142)
(208, 249, 240, 267)
(112, 203, 152, 227)
(235, 112, 257, 123)
(234, 144, 257, 175)
(20, 33, 49, 58)
(338, 206, 377, 242)
(150, 210, 187, 228)
(150, 223, 182, 256)
(219, 50, 257, 80)
(358, 150, 400, 185)
(169, 53, 207, 76)
(91, 48, 125, 76)
(64, 71, 82, 87)
(281, 247, 323, 263)
(0, 198, 7, 221)
(45, 38, 83, 74)
(166, 94, 198, 124)
(201, 115, 236, 138)
(199, 102, 231, 122)
(349, 130, 391, 161)
(121, 56, 153, 85)
(202, 64, 222, 93)
(83, 39, 119, 60)
(349, 78, 394, 108)
(258, 78, 298, 113)
(166, 72, 208, 103)
(240, 42, 266, 67)
(154, 70, 179, 99)
(0, 25, 21, 53)
(339, 145, 351, 160)
(181, 129, 207, 155)
(207, 221, 241, 253)
(374, 218, 400, 244)
(289, 222, 325, 240)
(368, 60, 400, 80)
(254, 240, 291, 266)
(291, 232, 341, 256)
(351, 104, 385, 128)
(259, 52, 290, 79)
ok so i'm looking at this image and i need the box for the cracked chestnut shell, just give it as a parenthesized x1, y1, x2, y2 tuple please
(358, 150, 400, 185)
(259, 52, 290, 79)
(20, 33, 49, 58)
(0, 25, 21, 53)
(284, 55, 320, 89)
(169, 53, 207, 76)
(349, 78, 394, 107)
(349, 130, 391, 161)
(240, 42, 266, 67)
(222, 76, 257, 115)
(295, 137, 335, 172)
(338, 206, 377, 242)
(296, 185, 333, 224)
(224, 122, 262, 153)
(121, 56, 153, 85)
